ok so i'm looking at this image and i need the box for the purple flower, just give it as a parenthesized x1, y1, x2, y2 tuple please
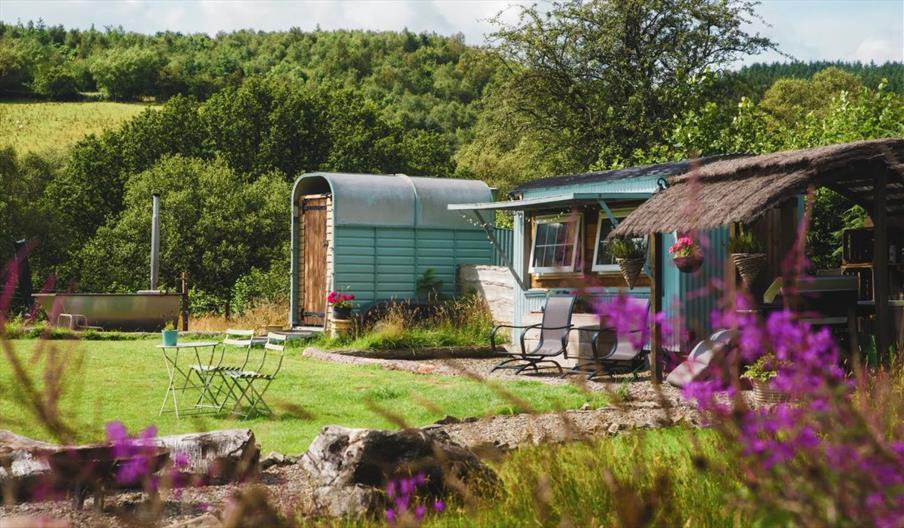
(433, 499, 445, 512)
(385, 480, 396, 499)
(415, 505, 427, 520)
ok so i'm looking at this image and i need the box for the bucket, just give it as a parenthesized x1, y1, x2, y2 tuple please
(161, 329, 178, 346)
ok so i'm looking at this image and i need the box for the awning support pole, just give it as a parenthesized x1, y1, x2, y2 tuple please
(873, 166, 890, 365)
(650, 232, 663, 384)
(597, 200, 619, 226)
(472, 210, 530, 292)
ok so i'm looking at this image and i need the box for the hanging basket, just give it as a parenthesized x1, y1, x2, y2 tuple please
(752, 379, 788, 406)
(732, 253, 767, 286)
(673, 255, 703, 273)
(616, 257, 646, 289)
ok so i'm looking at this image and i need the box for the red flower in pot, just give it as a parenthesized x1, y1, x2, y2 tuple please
(327, 291, 355, 319)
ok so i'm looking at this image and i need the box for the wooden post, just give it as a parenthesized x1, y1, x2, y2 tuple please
(873, 167, 889, 364)
(180, 272, 189, 331)
(650, 232, 663, 384)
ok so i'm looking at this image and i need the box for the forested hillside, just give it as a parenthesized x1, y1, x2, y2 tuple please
(2, 2, 902, 315)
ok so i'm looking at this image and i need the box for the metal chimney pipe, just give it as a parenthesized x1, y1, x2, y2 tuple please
(150, 194, 160, 291)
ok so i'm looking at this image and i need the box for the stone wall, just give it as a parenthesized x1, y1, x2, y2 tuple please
(458, 265, 513, 325)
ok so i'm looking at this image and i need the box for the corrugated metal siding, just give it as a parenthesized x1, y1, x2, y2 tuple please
(519, 176, 661, 199)
(679, 227, 728, 345)
(491, 227, 514, 266)
(524, 287, 650, 313)
(659, 227, 729, 350)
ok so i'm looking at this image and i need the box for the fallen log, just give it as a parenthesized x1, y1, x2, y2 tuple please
(148, 429, 260, 485)
(0, 428, 260, 502)
(0, 430, 58, 501)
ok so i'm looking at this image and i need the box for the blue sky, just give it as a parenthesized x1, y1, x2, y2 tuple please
(1, 0, 901, 65)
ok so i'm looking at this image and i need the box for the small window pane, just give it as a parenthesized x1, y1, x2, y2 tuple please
(532, 217, 579, 271)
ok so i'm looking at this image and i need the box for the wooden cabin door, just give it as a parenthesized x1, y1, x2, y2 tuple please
(302, 196, 328, 326)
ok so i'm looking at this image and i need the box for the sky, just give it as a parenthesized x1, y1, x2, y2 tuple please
(0, 0, 901, 65)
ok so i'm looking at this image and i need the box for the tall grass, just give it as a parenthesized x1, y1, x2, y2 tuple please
(426, 429, 751, 527)
(313, 296, 495, 350)
(189, 299, 288, 333)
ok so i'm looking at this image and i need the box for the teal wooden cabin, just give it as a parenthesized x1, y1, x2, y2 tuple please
(290, 172, 494, 328)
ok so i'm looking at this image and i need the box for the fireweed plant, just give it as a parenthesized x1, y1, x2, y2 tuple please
(605, 186, 902, 526)
(384, 472, 446, 525)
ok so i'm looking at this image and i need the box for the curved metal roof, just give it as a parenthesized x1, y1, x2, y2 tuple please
(292, 172, 492, 229)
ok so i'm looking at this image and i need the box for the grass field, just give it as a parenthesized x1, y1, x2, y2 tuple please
(0, 100, 152, 154)
(0, 338, 605, 454)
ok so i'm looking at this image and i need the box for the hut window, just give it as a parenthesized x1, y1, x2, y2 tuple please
(593, 213, 643, 272)
(529, 214, 582, 274)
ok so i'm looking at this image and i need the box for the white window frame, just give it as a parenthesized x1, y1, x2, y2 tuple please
(592, 208, 642, 273)
(529, 213, 583, 274)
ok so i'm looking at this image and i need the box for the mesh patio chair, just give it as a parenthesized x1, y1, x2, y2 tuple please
(223, 332, 286, 418)
(580, 299, 652, 380)
(490, 293, 576, 375)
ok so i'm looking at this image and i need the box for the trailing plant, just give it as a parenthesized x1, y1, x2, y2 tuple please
(608, 238, 646, 259)
(729, 230, 766, 254)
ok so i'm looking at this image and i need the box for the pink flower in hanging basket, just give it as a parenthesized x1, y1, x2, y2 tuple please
(668, 236, 703, 259)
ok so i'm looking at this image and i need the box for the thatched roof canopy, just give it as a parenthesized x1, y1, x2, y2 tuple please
(611, 138, 904, 237)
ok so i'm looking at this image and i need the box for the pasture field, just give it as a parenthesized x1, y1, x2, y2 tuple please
(0, 100, 152, 154)
(0, 338, 605, 454)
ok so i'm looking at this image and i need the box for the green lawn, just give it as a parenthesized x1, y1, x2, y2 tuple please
(0, 339, 604, 454)
(0, 100, 152, 154)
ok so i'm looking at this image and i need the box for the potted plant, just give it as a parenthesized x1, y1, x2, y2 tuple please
(742, 353, 791, 405)
(327, 290, 355, 320)
(730, 230, 767, 286)
(609, 237, 646, 289)
(669, 235, 703, 273)
(161, 321, 178, 346)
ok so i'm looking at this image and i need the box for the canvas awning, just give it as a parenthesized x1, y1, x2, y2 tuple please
(611, 138, 904, 237)
(448, 192, 652, 212)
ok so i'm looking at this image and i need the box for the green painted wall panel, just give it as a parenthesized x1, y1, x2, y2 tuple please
(329, 224, 493, 306)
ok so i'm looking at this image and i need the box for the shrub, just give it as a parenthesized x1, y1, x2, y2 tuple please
(31, 65, 79, 100)
(231, 259, 289, 316)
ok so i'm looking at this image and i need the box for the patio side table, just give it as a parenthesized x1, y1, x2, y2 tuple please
(157, 341, 220, 419)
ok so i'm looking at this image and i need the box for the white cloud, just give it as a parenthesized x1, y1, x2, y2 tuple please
(854, 37, 902, 63)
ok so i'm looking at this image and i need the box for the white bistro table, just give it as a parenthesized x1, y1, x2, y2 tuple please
(157, 341, 221, 419)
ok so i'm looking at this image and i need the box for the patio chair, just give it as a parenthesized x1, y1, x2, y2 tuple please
(582, 299, 652, 380)
(191, 329, 258, 410)
(665, 329, 733, 388)
(223, 332, 286, 418)
(490, 293, 576, 375)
